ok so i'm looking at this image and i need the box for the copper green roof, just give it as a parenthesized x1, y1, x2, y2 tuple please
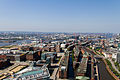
(22, 70, 43, 77)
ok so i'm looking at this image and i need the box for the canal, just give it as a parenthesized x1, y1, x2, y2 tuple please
(68, 54, 74, 79)
(85, 47, 115, 80)
(78, 51, 83, 62)
(96, 58, 115, 80)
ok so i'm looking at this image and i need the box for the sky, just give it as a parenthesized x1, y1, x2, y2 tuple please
(0, 0, 120, 33)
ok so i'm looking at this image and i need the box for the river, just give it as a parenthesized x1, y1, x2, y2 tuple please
(0, 40, 32, 47)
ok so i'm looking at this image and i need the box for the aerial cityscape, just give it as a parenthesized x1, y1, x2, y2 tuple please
(0, 0, 120, 80)
(0, 32, 119, 80)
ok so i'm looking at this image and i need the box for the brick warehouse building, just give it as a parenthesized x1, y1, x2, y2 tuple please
(26, 50, 42, 61)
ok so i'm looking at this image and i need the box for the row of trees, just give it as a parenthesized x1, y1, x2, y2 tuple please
(106, 59, 120, 78)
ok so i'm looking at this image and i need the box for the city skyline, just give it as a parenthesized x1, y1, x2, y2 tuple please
(0, 0, 120, 33)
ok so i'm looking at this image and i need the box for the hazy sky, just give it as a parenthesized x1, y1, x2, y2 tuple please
(0, 0, 120, 33)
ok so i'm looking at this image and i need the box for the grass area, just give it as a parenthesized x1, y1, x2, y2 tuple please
(94, 49, 104, 56)
(105, 59, 120, 78)
(112, 58, 115, 62)
(99, 52, 104, 56)
(88, 46, 104, 56)
(42, 51, 48, 53)
(114, 62, 120, 72)
(95, 48, 100, 51)
(88, 46, 92, 49)
(88, 46, 102, 56)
